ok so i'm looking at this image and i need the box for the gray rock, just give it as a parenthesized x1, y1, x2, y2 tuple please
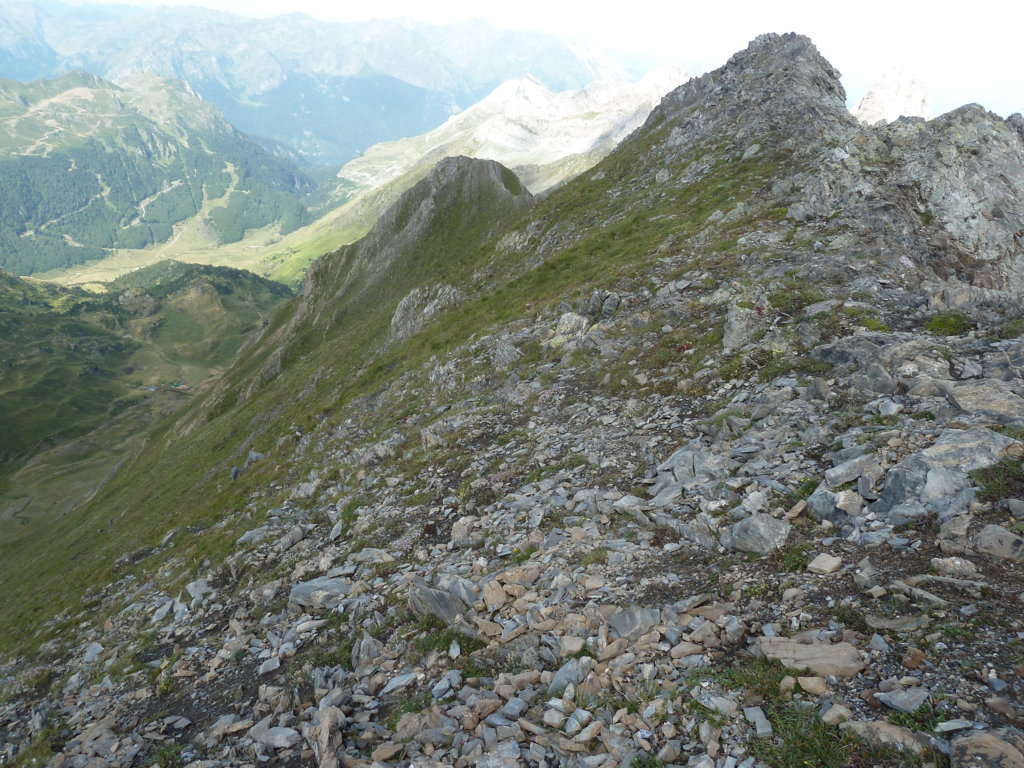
(288, 577, 351, 608)
(825, 454, 878, 488)
(380, 671, 418, 695)
(744, 706, 773, 738)
(870, 428, 1014, 523)
(722, 513, 790, 554)
(407, 582, 470, 624)
(258, 657, 280, 675)
(548, 657, 593, 695)
(875, 687, 930, 714)
(186, 578, 213, 602)
(951, 731, 1024, 768)
(352, 631, 384, 668)
(261, 726, 300, 749)
(944, 380, 1024, 424)
(975, 524, 1024, 562)
(389, 283, 464, 342)
(609, 607, 661, 640)
(83, 642, 103, 664)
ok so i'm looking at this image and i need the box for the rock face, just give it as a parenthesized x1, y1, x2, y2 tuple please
(7, 32, 1024, 768)
(389, 284, 465, 342)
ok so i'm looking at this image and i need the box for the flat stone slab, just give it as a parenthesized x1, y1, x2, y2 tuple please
(875, 687, 930, 713)
(807, 553, 842, 574)
(288, 577, 351, 608)
(945, 380, 1024, 424)
(756, 637, 865, 678)
(722, 513, 791, 555)
(840, 721, 928, 755)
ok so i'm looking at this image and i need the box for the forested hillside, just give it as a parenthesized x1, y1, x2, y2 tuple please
(0, 72, 316, 275)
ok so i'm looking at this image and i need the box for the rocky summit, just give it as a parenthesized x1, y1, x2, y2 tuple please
(3, 32, 1024, 768)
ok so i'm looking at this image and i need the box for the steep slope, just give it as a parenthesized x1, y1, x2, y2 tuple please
(3, 33, 1024, 768)
(0, 71, 315, 275)
(239, 68, 687, 286)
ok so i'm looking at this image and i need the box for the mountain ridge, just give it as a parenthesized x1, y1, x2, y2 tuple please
(2, 32, 1024, 768)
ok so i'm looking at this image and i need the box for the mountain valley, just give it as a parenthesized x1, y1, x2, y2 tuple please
(0, 27, 1024, 768)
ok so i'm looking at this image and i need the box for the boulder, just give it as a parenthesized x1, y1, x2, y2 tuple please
(975, 524, 1024, 563)
(840, 721, 928, 755)
(288, 577, 351, 608)
(407, 582, 470, 625)
(951, 731, 1024, 768)
(722, 513, 790, 554)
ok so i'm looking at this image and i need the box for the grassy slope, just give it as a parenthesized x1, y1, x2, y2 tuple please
(0, 110, 785, 656)
(0, 273, 138, 471)
(0, 264, 293, 554)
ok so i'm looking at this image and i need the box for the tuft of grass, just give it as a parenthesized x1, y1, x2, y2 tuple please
(508, 544, 538, 564)
(751, 704, 933, 768)
(998, 318, 1024, 339)
(832, 604, 869, 634)
(971, 458, 1024, 503)
(777, 541, 811, 573)
(630, 756, 666, 768)
(888, 702, 942, 733)
(579, 547, 609, 567)
(924, 311, 970, 336)
(145, 743, 185, 767)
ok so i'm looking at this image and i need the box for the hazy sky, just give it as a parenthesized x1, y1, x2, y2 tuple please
(97, 0, 1024, 117)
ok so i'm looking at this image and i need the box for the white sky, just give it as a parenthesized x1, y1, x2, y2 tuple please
(100, 0, 1024, 117)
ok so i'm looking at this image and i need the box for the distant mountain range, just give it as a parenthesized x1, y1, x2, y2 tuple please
(0, 1, 634, 164)
(340, 67, 690, 194)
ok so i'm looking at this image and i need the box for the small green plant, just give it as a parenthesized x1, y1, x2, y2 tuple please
(630, 756, 666, 768)
(561, 453, 589, 470)
(833, 604, 869, 633)
(712, 657, 794, 703)
(924, 311, 970, 336)
(146, 743, 185, 767)
(579, 547, 609, 566)
(999, 318, 1024, 339)
(8, 726, 63, 767)
(509, 544, 539, 564)
(777, 477, 819, 508)
(414, 626, 485, 657)
(751, 704, 930, 767)
(888, 702, 941, 732)
(777, 541, 811, 573)
(971, 457, 1024, 503)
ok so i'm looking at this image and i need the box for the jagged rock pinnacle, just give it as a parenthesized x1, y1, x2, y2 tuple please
(653, 32, 857, 154)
